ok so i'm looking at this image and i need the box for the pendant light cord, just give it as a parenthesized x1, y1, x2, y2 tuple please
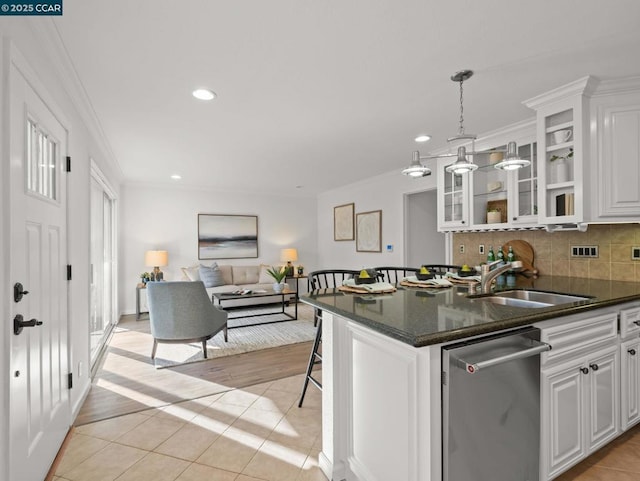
(458, 79, 465, 136)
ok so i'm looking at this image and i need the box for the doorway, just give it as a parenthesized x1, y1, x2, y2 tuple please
(404, 189, 446, 266)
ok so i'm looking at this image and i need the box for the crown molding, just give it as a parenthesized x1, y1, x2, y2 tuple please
(27, 19, 124, 181)
(523, 76, 600, 110)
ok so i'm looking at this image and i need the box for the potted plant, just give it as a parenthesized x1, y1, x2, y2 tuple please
(140, 272, 150, 285)
(549, 148, 573, 183)
(266, 266, 288, 293)
(296, 265, 304, 276)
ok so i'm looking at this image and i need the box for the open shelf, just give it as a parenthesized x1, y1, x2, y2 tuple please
(546, 141, 573, 153)
(545, 121, 573, 133)
(546, 181, 575, 191)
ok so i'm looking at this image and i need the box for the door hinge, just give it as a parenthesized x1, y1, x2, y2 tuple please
(66, 156, 71, 172)
(67, 265, 72, 281)
(67, 372, 73, 389)
(441, 371, 447, 386)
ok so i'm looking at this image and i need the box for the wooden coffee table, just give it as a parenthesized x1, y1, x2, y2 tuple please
(212, 289, 298, 328)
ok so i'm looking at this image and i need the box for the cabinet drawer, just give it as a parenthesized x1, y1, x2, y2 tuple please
(541, 313, 618, 365)
(620, 306, 640, 339)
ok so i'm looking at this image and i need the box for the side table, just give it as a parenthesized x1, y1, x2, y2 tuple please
(136, 284, 148, 320)
(286, 275, 308, 301)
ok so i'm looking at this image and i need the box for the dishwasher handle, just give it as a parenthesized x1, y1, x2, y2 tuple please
(459, 340, 551, 374)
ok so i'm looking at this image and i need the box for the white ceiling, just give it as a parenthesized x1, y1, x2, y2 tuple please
(54, 0, 640, 196)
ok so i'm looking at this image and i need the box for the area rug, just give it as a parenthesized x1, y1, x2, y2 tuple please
(152, 303, 316, 368)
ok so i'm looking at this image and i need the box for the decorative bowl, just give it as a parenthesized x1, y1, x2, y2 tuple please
(355, 275, 376, 285)
(457, 268, 478, 277)
(416, 272, 435, 280)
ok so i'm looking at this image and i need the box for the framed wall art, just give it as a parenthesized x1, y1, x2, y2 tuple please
(198, 214, 258, 259)
(356, 210, 382, 252)
(334, 202, 355, 241)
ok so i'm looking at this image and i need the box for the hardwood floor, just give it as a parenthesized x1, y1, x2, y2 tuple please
(76, 313, 314, 426)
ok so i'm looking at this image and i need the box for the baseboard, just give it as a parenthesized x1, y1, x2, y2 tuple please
(44, 426, 74, 481)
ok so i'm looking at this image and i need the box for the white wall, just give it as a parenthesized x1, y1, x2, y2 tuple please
(0, 20, 123, 477)
(119, 183, 317, 314)
(316, 167, 437, 270)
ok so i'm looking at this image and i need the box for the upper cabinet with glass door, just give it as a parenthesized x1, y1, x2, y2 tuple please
(437, 156, 469, 230)
(524, 76, 597, 228)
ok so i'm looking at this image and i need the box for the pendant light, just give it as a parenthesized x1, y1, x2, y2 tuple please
(402, 151, 431, 177)
(493, 141, 531, 170)
(403, 69, 529, 177)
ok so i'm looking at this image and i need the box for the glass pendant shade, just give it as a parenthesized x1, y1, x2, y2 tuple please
(494, 141, 530, 171)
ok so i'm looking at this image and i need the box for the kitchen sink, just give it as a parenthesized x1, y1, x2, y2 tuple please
(471, 289, 592, 309)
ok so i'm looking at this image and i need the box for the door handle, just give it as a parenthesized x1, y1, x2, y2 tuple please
(628, 349, 637, 356)
(13, 283, 29, 303)
(580, 367, 589, 374)
(13, 314, 43, 335)
(589, 363, 599, 371)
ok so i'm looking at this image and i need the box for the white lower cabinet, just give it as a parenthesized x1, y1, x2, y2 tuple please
(621, 338, 640, 431)
(541, 344, 619, 480)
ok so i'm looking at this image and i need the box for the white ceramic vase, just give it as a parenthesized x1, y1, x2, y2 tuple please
(273, 282, 285, 293)
(552, 159, 568, 183)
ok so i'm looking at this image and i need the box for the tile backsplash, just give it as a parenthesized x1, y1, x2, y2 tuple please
(452, 224, 640, 282)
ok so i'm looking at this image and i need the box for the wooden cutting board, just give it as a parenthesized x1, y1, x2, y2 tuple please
(505, 239, 538, 275)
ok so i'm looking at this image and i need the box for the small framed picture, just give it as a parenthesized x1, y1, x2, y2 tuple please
(356, 210, 382, 252)
(334, 203, 355, 241)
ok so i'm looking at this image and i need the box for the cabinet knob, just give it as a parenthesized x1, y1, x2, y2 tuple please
(513, 217, 517, 221)
(461, 220, 465, 224)
(589, 363, 599, 371)
(629, 349, 637, 356)
(580, 367, 589, 374)
(633, 320, 640, 327)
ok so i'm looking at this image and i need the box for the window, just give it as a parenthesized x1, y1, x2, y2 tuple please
(26, 118, 58, 200)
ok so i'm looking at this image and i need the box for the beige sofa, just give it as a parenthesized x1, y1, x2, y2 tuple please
(181, 264, 295, 308)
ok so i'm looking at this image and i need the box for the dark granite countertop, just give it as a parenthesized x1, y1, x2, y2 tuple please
(301, 276, 640, 347)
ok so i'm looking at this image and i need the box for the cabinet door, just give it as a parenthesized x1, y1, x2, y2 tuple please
(469, 150, 508, 228)
(597, 104, 640, 217)
(511, 141, 539, 225)
(437, 157, 468, 230)
(541, 358, 586, 480)
(586, 347, 619, 452)
(621, 338, 640, 431)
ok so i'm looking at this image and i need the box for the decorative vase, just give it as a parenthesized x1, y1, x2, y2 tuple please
(487, 211, 501, 224)
(273, 282, 285, 293)
(552, 159, 568, 183)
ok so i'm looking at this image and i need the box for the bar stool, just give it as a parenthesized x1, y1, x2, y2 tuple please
(298, 269, 359, 407)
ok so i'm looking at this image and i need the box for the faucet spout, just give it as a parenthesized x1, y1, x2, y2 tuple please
(480, 260, 523, 293)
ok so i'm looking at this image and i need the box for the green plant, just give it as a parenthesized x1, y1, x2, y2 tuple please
(140, 272, 150, 281)
(266, 265, 288, 283)
(550, 147, 573, 162)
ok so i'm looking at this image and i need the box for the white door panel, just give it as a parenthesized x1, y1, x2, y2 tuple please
(10, 60, 70, 481)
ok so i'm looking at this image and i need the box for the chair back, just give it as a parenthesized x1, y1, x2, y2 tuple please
(374, 266, 419, 284)
(307, 269, 360, 290)
(147, 281, 227, 340)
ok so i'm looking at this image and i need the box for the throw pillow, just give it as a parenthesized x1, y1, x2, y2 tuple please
(199, 263, 225, 288)
(258, 264, 273, 284)
(181, 265, 201, 281)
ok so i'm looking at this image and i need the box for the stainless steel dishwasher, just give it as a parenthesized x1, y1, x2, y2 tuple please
(442, 327, 550, 481)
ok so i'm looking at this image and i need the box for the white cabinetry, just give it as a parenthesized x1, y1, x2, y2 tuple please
(539, 311, 619, 480)
(591, 80, 640, 220)
(620, 304, 640, 431)
(437, 156, 469, 229)
(524, 76, 598, 228)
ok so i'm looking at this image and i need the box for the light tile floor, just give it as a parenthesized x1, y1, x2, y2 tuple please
(55, 374, 326, 481)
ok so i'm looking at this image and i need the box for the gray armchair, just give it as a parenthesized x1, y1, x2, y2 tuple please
(146, 281, 228, 360)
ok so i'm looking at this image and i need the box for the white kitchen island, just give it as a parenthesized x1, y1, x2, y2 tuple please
(302, 277, 640, 481)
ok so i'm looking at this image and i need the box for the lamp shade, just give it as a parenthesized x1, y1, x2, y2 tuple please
(280, 248, 298, 263)
(145, 250, 168, 267)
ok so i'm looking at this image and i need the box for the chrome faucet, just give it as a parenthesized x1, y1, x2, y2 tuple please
(480, 260, 523, 293)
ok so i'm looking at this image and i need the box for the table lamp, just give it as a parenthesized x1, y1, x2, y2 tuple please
(145, 250, 168, 281)
(280, 248, 298, 276)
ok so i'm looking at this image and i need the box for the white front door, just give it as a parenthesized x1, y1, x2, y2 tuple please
(9, 58, 70, 481)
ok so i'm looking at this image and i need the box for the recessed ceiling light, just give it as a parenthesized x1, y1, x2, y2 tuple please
(415, 134, 431, 143)
(192, 88, 216, 101)
(171, 174, 182, 180)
